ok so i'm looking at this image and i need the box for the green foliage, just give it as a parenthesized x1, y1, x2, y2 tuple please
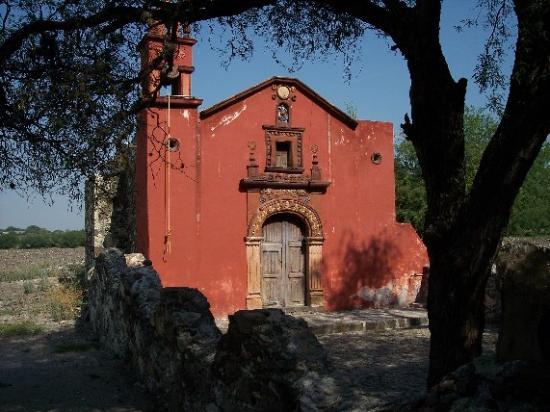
(0, 232, 19, 248)
(463, 107, 496, 190)
(23, 281, 34, 294)
(0, 226, 85, 249)
(395, 107, 550, 236)
(395, 137, 426, 231)
(507, 143, 550, 237)
(0, 321, 44, 337)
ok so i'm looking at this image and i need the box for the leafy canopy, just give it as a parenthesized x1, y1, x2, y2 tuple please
(396, 107, 550, 237)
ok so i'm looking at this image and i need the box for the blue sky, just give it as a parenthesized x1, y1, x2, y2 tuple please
(0, 1, 515, 230)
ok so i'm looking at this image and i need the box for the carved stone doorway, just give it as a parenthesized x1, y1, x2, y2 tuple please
(245, 198, 324, 310)
(261, 214, 306, 308)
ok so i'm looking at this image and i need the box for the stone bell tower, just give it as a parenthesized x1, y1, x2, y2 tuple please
(135, 23, 203, 285)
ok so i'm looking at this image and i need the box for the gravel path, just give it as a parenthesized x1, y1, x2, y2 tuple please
(319, 326, 498, 411)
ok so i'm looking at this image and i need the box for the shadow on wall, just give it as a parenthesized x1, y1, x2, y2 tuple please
(325, 230, 410, 310)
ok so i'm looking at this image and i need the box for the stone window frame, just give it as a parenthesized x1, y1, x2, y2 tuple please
(264, 126, 304, 174)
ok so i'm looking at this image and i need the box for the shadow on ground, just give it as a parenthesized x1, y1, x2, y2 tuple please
(319, 327, 430, 410)
(0, 324, 154, 412)
(318, 326, 498, 410)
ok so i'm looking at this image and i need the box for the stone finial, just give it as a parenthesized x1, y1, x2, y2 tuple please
(247, 141, 259, 177)
(311, 144, 321, 181)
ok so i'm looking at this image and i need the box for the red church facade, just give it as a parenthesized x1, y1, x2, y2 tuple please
(135, 29, 428, 316)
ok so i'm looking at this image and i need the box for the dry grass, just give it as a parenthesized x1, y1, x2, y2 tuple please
(46, 282, 83, 322)
(0, 263, 60, 282)
(0, 247, 85, 326)
(0, 247, 84, 281)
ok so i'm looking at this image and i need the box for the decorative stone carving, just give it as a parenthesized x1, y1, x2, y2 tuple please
(247, 141, 259, 177)
(277, 103, 289, 124)
(264, 126, 304, 170)
(271, 83, 297, 101)
(245, 237, 263, 309)
(259, 189, 310, 204)
(310, 144, 322, 181)
(248, 199, 323, 238)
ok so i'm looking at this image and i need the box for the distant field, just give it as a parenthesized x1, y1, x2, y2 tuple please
(0, 247, 86, 326)
(0, 247, 85, 281)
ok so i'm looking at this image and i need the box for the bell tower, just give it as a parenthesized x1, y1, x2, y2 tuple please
(135, 23, 203, 285)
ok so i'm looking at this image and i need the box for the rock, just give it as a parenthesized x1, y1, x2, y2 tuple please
(409, 357, 550, 411)
(213, 309, 336, 411)
(496, 238, 550, 364)
(125, 253, 146, 268)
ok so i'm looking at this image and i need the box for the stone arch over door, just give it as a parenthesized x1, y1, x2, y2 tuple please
(245, 199, 324, 309)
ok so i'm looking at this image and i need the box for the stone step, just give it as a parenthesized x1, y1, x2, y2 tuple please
(215, 306, 428, 336)
(292, 307, 429, 336)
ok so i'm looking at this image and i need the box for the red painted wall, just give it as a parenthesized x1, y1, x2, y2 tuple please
(135, 35, 428, 316)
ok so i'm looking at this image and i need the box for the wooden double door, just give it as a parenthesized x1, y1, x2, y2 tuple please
(261, 215, 306, 307)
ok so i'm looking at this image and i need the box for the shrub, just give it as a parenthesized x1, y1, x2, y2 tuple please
(23, 281, 34, 294)
(0, 226, 85, 249)
(46, 283, 82, 321)
(0, 233, 19, 249)
(0, 263, 57, 282)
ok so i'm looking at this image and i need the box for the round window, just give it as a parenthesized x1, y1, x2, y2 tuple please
(166, 137, 180, 152)
(371, 152, 382, 165)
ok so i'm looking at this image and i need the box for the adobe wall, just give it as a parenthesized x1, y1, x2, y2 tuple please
(87, 249, 339, 411)
(198, 87, 428, 313)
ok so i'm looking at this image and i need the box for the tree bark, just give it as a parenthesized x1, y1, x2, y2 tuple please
(415, 0, 550, 387)
(388, 0, 550, 387)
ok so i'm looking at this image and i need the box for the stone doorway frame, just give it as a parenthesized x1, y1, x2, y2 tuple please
(245, 199, 324, 309)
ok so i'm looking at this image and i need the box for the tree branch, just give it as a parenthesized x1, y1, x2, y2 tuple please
(466, 0, 550, 219)
(0, 0, 275, 66)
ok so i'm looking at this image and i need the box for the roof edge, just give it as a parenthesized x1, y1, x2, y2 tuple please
(199, 76, 358, 129)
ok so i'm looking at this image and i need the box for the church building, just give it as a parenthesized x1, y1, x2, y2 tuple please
(135, 27, 428, 316)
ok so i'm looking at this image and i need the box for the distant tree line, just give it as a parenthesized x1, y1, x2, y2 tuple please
(0, 225, 85, 249)
(396, 107, 550, 238)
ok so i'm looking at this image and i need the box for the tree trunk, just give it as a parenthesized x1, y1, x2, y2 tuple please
(425, 223, 502, 387)
(394, 0, 550, 387)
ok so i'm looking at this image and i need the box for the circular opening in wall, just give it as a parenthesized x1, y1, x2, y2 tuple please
(371, 152, 382, 165)
(166, 137, 180, 152)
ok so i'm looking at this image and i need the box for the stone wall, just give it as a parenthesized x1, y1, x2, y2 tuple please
(496, 238, 550, 364)
(87, 249, 334, 411)
(84, 159, 135, 273)
(485, 237, 550, 323)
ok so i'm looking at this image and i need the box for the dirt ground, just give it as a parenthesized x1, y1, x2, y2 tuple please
(0, 323, 154, 412)
(0, 248, 84, 275)
(0, 248, 498, 411)
(0, 248, 154, 412)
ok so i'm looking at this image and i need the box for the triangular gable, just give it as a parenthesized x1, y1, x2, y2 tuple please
(199, 76, 358, 130)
